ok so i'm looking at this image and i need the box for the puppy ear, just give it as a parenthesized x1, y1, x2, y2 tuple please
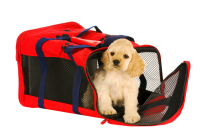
(126, 49, 145, 78)
(101, 49, 110, 71)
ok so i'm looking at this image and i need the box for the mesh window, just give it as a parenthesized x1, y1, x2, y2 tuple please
(136, 52, 162, 92)
(21, 55, 30, 94)
(21, 55, 94, 110)
(135, 70, 180, 125)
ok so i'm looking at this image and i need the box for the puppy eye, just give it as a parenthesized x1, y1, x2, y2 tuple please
(110, 52, 115, 56)
(124, 54, 129, 59)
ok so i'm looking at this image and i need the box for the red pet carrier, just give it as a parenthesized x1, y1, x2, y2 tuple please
(16, 21, 190, 126)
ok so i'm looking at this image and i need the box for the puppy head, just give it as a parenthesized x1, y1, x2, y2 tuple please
(101, 39, 145, 77)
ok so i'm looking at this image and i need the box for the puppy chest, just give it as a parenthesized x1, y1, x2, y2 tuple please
(107, 79, 127, 102)
(109, 86, 124, 101)
(105, 71, 136, 88)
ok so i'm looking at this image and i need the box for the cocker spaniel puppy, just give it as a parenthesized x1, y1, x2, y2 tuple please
(92, 39, 145, 123)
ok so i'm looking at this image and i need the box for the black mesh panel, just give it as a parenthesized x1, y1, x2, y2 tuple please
(135, 70, 180, 125)
(21, 55, 94, 110)
(22, 55, 30, 95)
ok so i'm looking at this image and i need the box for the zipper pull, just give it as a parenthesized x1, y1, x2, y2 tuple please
(100, 119, 108, 125)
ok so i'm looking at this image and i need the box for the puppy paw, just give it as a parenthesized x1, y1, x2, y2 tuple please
(99, 107, 117, 115)
(123, 113, 141, 124)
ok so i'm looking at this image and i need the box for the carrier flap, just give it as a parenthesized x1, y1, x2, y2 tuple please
(106, 61, 190, 126)
(160, 61, 190, 124)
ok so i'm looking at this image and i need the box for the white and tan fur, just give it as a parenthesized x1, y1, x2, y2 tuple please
(93, 39, 145, 123)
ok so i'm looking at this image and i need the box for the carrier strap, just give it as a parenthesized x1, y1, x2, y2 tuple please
(76, 26, 102, 37)
(35, 37, 66, 108)
(64, 45, 92, 114)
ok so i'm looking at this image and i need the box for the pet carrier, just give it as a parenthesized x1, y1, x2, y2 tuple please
(16, 21, 190, 126)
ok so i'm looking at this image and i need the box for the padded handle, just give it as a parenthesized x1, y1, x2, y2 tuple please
(71, 36, 101, 46)
(76, 26, 102, 37)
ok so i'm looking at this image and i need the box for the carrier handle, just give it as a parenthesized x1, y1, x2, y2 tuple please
(71, 36, 101, 46)
(76, 26, 102, 38)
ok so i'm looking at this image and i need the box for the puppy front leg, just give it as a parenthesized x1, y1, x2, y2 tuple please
(98, 88, 117, 115)
(123, 89, 140, 123)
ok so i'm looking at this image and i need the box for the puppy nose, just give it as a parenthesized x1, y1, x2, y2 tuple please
(113, 60, 120, 65)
